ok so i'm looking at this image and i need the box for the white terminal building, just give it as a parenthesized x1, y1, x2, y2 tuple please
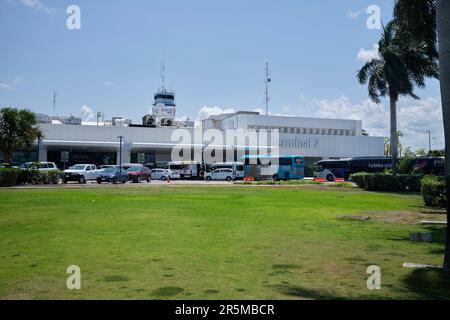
(27, 112, 384, 168)
(3, 82, 385, 167)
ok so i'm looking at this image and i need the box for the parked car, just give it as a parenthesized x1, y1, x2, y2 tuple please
(122, 163, 144, 170)
(64, 164, 98, 184)
(97, 167, 128, 184)
(151, 168, 180, 181)
(127, 166, 151, 183)
(20, 162, 59, 171)
(98, 165, 118, 171)
(205, 168, 235, 181)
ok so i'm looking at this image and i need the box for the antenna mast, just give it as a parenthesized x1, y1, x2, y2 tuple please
(160, 57, 166, 91)
(264, 62, 271, 116)
(53, 91, 57, 116)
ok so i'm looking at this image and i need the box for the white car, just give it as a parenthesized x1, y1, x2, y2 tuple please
(151, 169, 180, 181)
(64, 164, 98, 184)
(21, 162, 59, 172)
(205, 168, 235, 181)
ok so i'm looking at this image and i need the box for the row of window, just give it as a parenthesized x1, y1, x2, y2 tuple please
(247, 126, 356, 136)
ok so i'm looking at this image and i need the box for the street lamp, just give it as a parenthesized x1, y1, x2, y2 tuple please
(37, 138, 41, 163)
(118, 136, 124, 176)
(426, 131, 431, 156)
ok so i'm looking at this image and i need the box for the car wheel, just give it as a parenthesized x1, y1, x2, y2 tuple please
(79, 176, 86, 184)
(112, 177, 117, 184)
(226, 176, 232, 182)
(273, 174, 279, 181)
(161, 176, 167, 181)
(97, 178, 102, 184)
(206, 176, 212, 181)
(326, 174, 335, 182)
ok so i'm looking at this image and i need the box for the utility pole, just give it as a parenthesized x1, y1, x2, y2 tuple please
(264, 62, 271, 116)
(426, 131, 431, 156)
(118, 136, 124, 177)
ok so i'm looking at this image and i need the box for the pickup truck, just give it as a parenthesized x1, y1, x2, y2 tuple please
(64, 164, 98, 184)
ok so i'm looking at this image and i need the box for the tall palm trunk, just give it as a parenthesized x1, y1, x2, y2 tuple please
(437, 0, 450, 271)
(389, 89, 399, 176)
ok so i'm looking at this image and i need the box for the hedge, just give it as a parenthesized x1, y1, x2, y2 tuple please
(350, 173, 423, 192)
(0, 168, 20, 187)
(421, 176, 447, 208)
(0, 169, 63, 187)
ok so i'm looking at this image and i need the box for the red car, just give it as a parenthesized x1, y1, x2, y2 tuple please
(127, 166, 151, 183)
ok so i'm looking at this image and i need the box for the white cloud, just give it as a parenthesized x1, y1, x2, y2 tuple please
(197, 106, 235, 120)
(357, 44, 380, 62)
(0, 76, 25, 91)
(80, 105, 96, 122)
(0, 82, 15, 90)
(195, 95, 444, 151)
(299, 95, 444, 150)
(8, 0, 54, 13)
(346, 9, 364, 19)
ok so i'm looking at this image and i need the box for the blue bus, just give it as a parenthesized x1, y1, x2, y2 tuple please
(242, 155, 305, 181)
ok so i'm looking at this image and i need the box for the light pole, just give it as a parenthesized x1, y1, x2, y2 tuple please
(37, 138, 41, 163)
(426, 131, 431, 156)
(118, 136, 124, 177)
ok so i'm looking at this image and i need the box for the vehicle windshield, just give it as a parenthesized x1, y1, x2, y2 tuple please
(103, 167, 118, 173)
(127, 167, 141, 172)
(69, 165, 86, 170)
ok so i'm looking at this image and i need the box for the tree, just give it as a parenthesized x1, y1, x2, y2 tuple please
(394, 0, 450, 272)
(357, 21, 439, 175)
(415, 147, 428, 156)
(0, 108, 43, 165)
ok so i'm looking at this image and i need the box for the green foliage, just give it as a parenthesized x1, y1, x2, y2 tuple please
(350, 173, 423, 192)
(0, 108, 43, 164)
(0, 168, 20, 187)
(421, 176, 447, 208)
(3, 187, 447, 299)
(15, 168, 62, 185)
(398, 156, 417, 174)
(357, 21, 439, 104)
(304, 166, 314, 178)
(430, 150, 445, 157)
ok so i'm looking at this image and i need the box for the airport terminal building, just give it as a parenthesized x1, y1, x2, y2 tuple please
(2, 88, 384, 167)
(22, 110, 384, 168)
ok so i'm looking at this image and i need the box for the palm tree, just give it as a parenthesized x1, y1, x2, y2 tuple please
(0, 108, 43, 165)
(357, 21, 439, 175)
(394, 0, 450, 273)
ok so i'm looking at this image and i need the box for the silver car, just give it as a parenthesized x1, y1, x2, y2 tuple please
(151, 169, 180, 181)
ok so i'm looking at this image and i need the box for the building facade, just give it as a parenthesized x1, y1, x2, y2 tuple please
(13, 111, 385, 168)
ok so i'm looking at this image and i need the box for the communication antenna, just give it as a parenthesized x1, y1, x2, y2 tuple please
(53, 91, 57, 116)
(160, 57, 166, 91)
(264, 62, 271, 116)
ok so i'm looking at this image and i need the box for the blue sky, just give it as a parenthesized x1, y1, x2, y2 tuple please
(0, 0, 444, 149)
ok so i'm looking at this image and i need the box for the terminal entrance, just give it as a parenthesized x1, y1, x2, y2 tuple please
(47, 151, 117, 169)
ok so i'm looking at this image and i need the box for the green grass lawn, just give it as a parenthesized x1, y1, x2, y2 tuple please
(0, 185, 449, 300)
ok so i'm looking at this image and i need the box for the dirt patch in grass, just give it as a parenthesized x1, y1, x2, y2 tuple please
(361, 210, 447, 225)
(151, 287, 184, 297)
(103, 275, 130, 282)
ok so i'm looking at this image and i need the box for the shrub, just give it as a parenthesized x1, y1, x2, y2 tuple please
(0, 168, 20, 187)
(350, 173, 423, 192)
(398, 156, 416, 174)
(351, 172, 368, 188)
(421, 176, 447, 208)
(399, 174, 423, 192)
(15, 170, 62, 185)
(304, 166, 314, 178)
